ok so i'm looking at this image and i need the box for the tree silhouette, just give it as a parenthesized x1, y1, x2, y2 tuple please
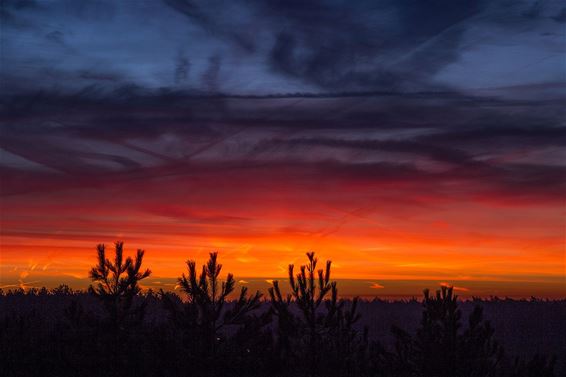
(89, 241, 151, 326)
(384, 286, 503, 377)
(269, 252, 365, 377)
(164, 252, 263, 375)
(87, 241, 152, 376)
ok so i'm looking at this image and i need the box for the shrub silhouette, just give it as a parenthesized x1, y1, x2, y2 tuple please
(269, 252, 366, 377)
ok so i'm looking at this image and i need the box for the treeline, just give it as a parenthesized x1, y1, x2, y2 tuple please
(0, 243, 559, 377)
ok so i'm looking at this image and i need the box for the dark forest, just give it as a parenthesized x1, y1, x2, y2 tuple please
(1, 243, 563, 377)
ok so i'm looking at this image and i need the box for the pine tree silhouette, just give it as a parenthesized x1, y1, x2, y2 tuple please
(269, 252, 365, 377)
(89, 241, 151, 326)
(385, 285, 503, 377)
(164, 252, 262, 375)
(87, 241, 152, 376)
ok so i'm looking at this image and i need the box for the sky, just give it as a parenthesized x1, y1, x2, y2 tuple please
(0, 0, 565, 298)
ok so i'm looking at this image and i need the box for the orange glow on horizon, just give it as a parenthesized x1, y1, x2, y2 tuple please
(2, 207, 564, 297)
(1, 156, 564, 298)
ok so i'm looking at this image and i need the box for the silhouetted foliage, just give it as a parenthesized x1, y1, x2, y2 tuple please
(88, 241, 151, 326)
(86, 241, 152, 376)
(508, 354, 557, 377)
(269, 252, 367, 376)
(380, 286, 504, 377)
(0, 248, 561, 377)
(162, 252, 265, 376)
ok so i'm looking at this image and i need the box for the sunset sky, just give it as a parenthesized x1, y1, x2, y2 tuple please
(1, 0, 565, 298)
